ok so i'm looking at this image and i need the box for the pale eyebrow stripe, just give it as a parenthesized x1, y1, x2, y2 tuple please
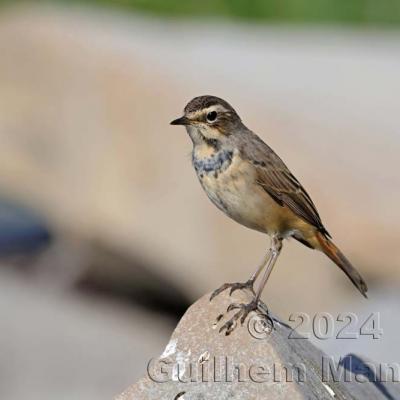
(187, 104, 228, 119)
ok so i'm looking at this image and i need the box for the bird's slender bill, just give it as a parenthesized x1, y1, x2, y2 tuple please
(170, 116, 191, 126)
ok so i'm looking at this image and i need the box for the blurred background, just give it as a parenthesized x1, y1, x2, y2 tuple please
(0, 0, 399, 398)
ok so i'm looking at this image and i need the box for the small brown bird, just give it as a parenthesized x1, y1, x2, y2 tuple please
(171, 95, 367, 334)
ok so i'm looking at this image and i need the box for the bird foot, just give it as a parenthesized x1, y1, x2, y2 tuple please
(215, 299, 274, 336)
(217, 299, 257, 335)
(209, 280, 255, 301)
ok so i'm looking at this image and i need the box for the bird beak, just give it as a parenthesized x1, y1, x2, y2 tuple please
(170, 116, 191, 126)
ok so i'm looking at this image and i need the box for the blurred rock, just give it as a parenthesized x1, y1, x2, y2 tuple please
(0, 267, 174, 400)
(0, 198, 51, 257)
(116, 290, 400, 400)
(78, 239, 191, 318)
(14, 233, 191, 318)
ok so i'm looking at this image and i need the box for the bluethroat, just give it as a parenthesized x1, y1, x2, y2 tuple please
(171, 95, 367, 335)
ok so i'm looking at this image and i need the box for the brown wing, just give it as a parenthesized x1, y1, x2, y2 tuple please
(238, 132, 330, 237)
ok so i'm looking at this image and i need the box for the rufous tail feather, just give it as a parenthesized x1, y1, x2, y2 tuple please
(316, 232, 368, 298)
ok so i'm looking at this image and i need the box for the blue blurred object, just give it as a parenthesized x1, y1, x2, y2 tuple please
(0, 198, 51, 256)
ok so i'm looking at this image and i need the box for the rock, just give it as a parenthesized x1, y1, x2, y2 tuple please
(0, 199, 51, 256)
(115, 290, 400, 399)
(0, 267, 172, 399)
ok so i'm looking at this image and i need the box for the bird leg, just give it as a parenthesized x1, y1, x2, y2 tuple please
(218, 237, 282, 335)
(209, 250, 272, 301)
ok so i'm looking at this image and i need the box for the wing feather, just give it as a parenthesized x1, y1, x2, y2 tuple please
(238, 132, 330, 237)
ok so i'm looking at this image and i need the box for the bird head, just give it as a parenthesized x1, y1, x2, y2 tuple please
(170, 95, 242, 147)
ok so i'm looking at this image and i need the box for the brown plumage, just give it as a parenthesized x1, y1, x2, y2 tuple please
(316, 232, 368, 298)
(237, 130, 330, 237)
(171, 95, 368, 334)
(233, 119, 367, 298)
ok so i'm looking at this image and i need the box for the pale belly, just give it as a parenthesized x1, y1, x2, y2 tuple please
(197, 154, 289, 235)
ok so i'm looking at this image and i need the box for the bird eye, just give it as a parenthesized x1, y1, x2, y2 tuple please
(206, 111, 217, 122)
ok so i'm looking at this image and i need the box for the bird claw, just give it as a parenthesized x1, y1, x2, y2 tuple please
(219, 318, 237, 336)
(226, 302, 241, 312)
(210, 280, 255, 301)
(218, 300, 260, 335)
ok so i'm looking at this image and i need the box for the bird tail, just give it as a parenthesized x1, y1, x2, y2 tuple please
(316, 232, 368, 298)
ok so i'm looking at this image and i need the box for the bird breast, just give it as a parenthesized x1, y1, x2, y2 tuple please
(192, 147, 285, 234)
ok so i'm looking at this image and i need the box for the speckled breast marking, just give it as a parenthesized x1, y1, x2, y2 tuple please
(192, 149, 233, 178)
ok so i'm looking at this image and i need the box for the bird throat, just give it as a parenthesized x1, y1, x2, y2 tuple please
(192, 146, 233, 177)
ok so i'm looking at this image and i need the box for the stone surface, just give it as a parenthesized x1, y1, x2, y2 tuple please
(116, 290, 400, 399)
